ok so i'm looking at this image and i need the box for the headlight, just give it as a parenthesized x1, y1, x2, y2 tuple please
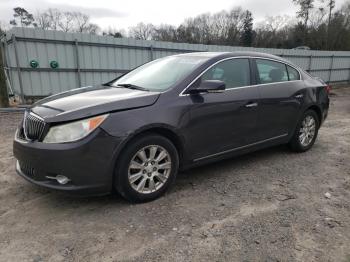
(43, 114, 109, 143)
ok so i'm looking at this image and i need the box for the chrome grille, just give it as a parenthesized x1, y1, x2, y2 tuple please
(23, 112, 46, 141)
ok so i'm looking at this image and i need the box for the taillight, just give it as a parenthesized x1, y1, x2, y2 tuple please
(325, 85, 331, 94)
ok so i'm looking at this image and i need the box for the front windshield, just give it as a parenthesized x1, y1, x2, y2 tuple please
(111, 56, 208, 91)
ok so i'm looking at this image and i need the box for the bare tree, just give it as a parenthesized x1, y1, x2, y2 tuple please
(129, 23, 155, 40)
(0, 21, 10, 33)
(35, 11, 50, 30)
(309, 7, 327, 28)
(173, 7, 246, 45)
(210, 11, 229, 43)
(5, 2, 350, 51)
(293, 0, 315, 28)
(34, 9, 100, 34)
(47, 8, 61, 30)
(225, 7, 246, 45)
(323, 0, 336, 26)
(35, 8, 61, 30)
(72, 12, 88, 33)
(58, 12, 75, 32)
(258, 15, 292, 32)
(321, 0, 336, 48)
(151, 24, 177, 41)
(70, 12, 99, 34)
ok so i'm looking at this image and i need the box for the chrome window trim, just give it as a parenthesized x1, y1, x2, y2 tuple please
(179, 56, 302, 97)
(255, 58, 300, 83)
(193, 133, 288, 162)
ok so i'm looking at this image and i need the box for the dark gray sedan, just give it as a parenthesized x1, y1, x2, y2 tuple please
(13, 52, 330, 202)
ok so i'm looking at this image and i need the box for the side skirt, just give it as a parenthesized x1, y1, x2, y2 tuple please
(181, 134, 289, 171)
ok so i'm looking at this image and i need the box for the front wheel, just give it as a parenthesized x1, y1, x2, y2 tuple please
(289, 110, 319, 152)
(114, 134, 179, 203)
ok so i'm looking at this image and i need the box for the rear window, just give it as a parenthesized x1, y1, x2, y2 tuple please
(287, 66, 300, 81)
(256, 59, 289, 84)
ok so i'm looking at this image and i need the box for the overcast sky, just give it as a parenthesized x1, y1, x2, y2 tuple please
(0, 0, 348, 31)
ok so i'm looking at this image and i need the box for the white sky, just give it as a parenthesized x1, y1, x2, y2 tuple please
(0, 0, 348, 31)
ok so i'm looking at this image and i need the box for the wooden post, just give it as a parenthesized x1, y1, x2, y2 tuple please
(0, 40, 9, 107)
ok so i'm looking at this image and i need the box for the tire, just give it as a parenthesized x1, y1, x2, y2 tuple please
(114, 134, 179, 203)
(289, 109, 319, 152)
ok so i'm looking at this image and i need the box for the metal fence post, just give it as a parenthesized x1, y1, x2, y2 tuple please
(348, 57, 350, 84)
(0, 38, 9, 107)
(328, 55, 334, 84)
(12, 34, 25, 103)
(74, 39, 82, 88)
(0, 39, 6, 65)
(308, 55, 313, 73)
(3, 38, 15, 96)
(149, 45, 154, 61)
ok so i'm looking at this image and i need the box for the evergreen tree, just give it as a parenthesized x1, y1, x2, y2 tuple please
(10, 7, 36, 27)
(240, 11, 254, 46)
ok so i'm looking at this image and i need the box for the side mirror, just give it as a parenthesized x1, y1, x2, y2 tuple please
(190, 80, 226, 94)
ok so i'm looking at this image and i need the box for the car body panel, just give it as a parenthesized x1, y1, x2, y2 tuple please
(31, 85, 160, 123)
(256, 80, 305, 140)
(13, 128, 121, 195)
(184, 86, 260, 159)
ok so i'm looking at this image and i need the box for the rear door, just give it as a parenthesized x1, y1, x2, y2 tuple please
(253, 58, 305, 140)
(184, 58, 260, 160)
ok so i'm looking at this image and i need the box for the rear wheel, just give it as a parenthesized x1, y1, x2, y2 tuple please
(114, 134, 179, 203)
(289, 110, 319, 152)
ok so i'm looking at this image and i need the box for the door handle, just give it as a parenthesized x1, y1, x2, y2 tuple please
(295, 94, 304, 99)
(245, 102, 258, 108)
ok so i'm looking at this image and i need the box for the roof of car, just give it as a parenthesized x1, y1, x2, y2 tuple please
(176, 51, 295, 67)
(177, 51, 282, 60)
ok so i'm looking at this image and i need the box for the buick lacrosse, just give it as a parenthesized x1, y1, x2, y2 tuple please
(14, 52, 330, 202)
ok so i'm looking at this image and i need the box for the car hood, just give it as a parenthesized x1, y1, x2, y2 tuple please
(30, 85, 160, 123)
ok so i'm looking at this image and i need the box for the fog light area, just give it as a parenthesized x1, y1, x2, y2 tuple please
(45, 175, 71, 185)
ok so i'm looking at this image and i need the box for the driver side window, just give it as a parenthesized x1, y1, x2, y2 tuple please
(201, 58, 251, 89)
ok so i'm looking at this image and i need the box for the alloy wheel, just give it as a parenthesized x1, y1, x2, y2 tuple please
(299, 115, 316, 147)
(128, 145, 172, 194)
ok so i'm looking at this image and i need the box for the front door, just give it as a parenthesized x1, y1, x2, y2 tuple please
(184, 58, 260, 160)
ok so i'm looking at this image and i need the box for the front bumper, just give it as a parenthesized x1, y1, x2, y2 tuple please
(13, 128, 122, 196)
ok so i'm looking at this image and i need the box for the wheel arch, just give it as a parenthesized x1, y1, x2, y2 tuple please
(288, 103, 322, 142)
(306, 104, 322, 124)
(113, 125, 186, 171)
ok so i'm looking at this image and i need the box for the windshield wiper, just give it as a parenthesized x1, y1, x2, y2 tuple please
(116, 83, 149, 91)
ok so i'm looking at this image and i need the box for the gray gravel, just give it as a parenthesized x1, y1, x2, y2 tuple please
(0, 88, 349, 262)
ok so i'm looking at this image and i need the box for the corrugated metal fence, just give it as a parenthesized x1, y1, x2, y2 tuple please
(1, 27, 350, 101)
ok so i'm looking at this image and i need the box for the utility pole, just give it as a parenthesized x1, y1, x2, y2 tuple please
(327, 0, 335, 50)
(0, 40, 9, 107)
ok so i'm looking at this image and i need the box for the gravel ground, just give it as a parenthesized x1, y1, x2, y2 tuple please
(0, 88, 349, 262)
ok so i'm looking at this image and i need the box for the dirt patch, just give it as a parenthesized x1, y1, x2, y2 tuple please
(0, 88, 350, 261)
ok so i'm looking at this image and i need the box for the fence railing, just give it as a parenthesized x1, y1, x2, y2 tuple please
(1, 27, 350, 102)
